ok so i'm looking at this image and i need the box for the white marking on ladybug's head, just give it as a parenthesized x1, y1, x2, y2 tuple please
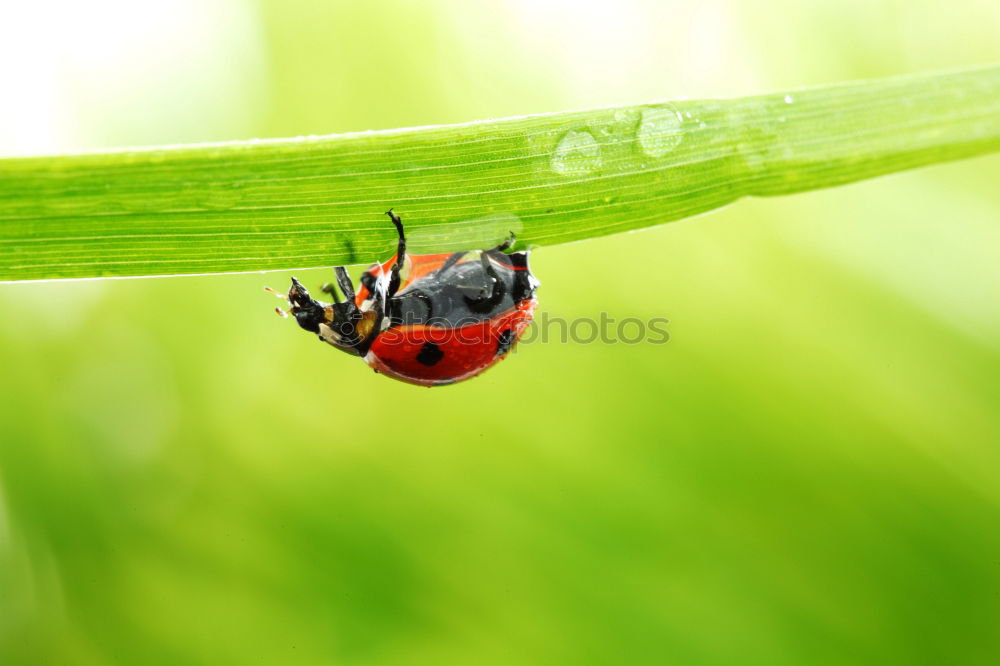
(318, 323, 342, 345)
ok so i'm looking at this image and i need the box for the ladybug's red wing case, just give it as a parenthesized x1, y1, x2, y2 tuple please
(365, 298, 537, 386)
(353, 251, 453, 305)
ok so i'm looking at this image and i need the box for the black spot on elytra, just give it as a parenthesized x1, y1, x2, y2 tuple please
(416, 341, 444, 366)
(496, 328, 514, 356)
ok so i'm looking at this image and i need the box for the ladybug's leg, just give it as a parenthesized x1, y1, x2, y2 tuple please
(492, 232, 516, 254)
(480, 253, 502, 297)
(334, 266, 356, 302)
(320, 266, 356, 303)
(385, 209, 407, 298)
(462, 253, 506, 312)
(482, 232, 516, 266)
(320, 282, 341, 303)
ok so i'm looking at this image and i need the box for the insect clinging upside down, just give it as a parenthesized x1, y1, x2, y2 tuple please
(267, 210, 539, 386)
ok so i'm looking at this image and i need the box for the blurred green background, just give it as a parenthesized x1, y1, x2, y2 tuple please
(2, 1, 999, 664)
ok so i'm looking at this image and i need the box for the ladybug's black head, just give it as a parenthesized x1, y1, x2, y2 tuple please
(287, 277, 326, 333)
(285, 277, 373, 356)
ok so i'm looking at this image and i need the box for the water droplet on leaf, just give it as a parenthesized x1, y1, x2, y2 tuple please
(637, 105, 684, 158)
(551, 130, 602, 176)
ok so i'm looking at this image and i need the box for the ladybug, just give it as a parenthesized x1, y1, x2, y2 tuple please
(270, 210, 539, 386)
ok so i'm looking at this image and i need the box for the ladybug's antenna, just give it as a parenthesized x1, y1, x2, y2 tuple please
(264, 286, 292, 318)
(264, 286, 288, 301)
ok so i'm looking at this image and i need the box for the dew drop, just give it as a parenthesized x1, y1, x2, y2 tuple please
(551, 130, 602, 176)
(783, 95, 794, 104)
(637, 105, 684, 158)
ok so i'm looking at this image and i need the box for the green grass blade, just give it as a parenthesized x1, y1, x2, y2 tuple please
(2, 65, 999, 281)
